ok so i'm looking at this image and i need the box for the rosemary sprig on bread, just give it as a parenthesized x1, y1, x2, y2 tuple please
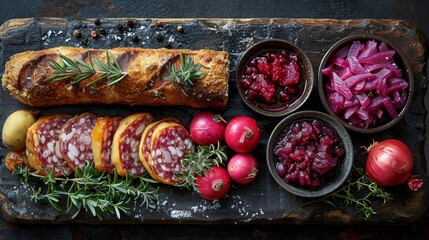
(45, 50, 127, 87)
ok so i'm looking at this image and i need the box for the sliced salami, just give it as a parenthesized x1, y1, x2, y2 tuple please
(148, 122, 194, 185)
(59, 113, 97, 171)
(25, 114, 73, 176)
(111, 113, 154, 177)
(91, 117, 123, 174)
(139, 117, 181, 182)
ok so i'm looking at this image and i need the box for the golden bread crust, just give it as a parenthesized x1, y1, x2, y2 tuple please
(2, 47, 229, 108)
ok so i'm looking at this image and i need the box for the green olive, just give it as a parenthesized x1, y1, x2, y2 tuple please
(2, 110, 36, 151)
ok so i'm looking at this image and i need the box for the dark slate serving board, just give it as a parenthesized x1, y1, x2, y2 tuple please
(0, 18, 427, 224)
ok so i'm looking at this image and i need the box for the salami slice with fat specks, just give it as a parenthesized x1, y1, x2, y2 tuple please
(59, 113, 97, 171)
(91, 117, 123, 174)
(148, 122, 194, 185)
(111, 113, 154, 176)
(139, 117, 181, 183)
(26, 114, 73, 176)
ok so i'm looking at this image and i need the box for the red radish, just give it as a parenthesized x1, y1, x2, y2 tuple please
(189, 112, 226, 145)
(224, 116, 261, 153)
(195, 166, 231, 200)
(365, 139, 414, 186)
(227, 153, 258, 184)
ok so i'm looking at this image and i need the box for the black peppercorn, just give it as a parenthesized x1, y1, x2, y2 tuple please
(81, 37, 89, 45)
(126, 18, 134, 27)
(73, 29, 82, 38)
(131, 34, 139, 42)
(94, 18, 101, 25)
(116, 23, 124, 31)
(163, 40, 171, 49)
(98, 28, 106, 36)
(154, 32, 163, 42)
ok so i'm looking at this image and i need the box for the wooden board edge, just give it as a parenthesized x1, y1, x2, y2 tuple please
(0, 17, 424, 35)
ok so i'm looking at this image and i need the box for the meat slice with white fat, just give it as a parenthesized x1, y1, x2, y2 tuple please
(59, 113, 97, 170)
(139, 117, 181, 183)
(26, 114, 73, 176)
(111, 113, 154, 176)
(146, 122, 194, 185)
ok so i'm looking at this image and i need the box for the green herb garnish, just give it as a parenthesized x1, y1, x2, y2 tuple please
(13, 161, 159, 220)
(165, 52, 208, 87)
(174, 142, 227, 191)
(301, 166, 392, 219)
(45, 50, 127, 87)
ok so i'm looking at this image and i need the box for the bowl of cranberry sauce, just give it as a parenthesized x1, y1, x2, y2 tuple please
(236, 39, 314, 117)
(267, 111, 353, 198)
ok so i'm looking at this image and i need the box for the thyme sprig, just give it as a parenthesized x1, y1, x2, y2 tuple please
(174, 142, 227, 191)
(45, 50, 127, 87)
(13, 161, 159, 220)
(301, 166, 392, 219)
(165, 52, 208, 87)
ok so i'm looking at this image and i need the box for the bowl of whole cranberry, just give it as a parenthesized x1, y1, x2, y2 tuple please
(318, 34, 414, 133)
(236, 39, 314, 117)
(266, 110, 353, 198)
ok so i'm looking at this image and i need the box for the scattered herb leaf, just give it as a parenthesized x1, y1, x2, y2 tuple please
(13, 161, 159, 220)
(301, 166, 392, 219)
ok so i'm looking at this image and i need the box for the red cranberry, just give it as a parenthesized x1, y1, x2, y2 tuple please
(267, 53, 278, 62)
(286, 86, 299, 95)
(276, 163, 286, 177)
(240, 77, 253, 89)
(244, 67, 253, 75)
(280, 92, 291, 102)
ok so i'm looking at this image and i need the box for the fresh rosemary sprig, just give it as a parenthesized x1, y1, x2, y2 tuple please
(165, 52, 208, 87)
(13, 161, 159, 220)
(174, 142, 227, 191)
(301, 166, 392, 219)
(45, 50, 127, 87)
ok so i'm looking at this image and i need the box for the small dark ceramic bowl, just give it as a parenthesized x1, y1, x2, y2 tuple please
(236, 39, 314, 117)
(266, 110, 353, 198)
(318, 34, 414, 133)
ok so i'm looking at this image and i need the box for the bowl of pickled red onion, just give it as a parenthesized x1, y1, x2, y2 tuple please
(318, 34, 414, 133)
(266, 110, 353, 198)
(236, 39, 314, 117)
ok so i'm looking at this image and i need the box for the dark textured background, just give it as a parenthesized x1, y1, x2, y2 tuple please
(0, 0, 428, 239)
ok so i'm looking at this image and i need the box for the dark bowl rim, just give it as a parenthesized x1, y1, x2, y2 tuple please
(266, 110, 354, 198)
(317, 34, 415, 134)
(236, 39, 314, 117)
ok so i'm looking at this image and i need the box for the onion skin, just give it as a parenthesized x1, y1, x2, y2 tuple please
(365, 139, 414, 187)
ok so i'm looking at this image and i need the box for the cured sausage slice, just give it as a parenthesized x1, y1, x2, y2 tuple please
(148, 122, 194, 185)
(91, 117, 123, 174)
(139, 117, 181, 182)
(59, 113, 97, 171)
(111, 113, 154, 176)
(26, 114, 73, 176)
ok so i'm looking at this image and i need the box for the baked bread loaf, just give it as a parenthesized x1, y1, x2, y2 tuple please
(2, 47, 229, 108)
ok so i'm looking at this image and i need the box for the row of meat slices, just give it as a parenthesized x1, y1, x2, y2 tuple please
(24, 112, 194, 185)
